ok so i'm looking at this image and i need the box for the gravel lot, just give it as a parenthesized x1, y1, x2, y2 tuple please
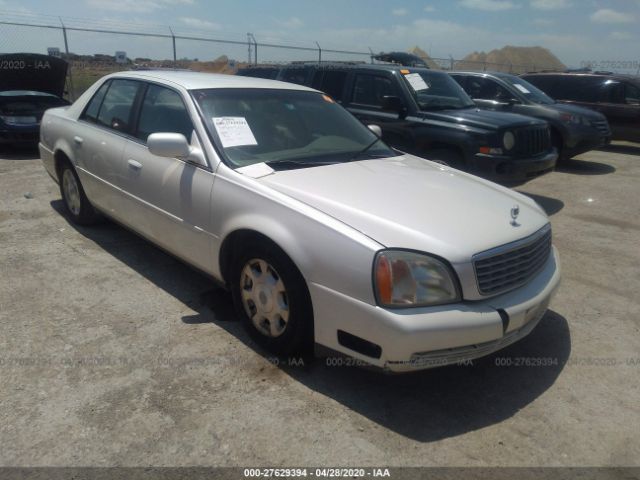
(0, 144, 638, 467)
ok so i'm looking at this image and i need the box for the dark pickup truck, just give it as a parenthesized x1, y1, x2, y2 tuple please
(238, 63, 558, 183)
(450, 71, 611, 161)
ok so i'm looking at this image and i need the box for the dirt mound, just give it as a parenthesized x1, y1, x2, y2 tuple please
(455, 46, 565, 74)
(408, 47, 444, 70)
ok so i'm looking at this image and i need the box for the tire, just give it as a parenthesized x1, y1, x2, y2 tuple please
(58, 161, 99, 225)
(230, 241, 313, 356)
(427, 148, 466, 170)
(551, 130, 566, 163)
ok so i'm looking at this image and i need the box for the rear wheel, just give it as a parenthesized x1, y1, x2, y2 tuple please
(230, 242, 313, 356)
(59, 162, 99, 225)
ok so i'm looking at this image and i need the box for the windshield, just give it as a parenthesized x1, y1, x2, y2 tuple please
(192, 88, 398, 169)
(402, 71, 476, 110)
(497, 75, 555, 105)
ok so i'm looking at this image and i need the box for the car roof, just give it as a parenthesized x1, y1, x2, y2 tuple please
(107, 70, 318, 92)
(521, 71, 640, 84)
(335, 63, 434, 73)
(451, 71, 507, 77)
(242, 63, 439, 74)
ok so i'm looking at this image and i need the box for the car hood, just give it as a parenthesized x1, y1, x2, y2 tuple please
(258, 154, 549, 263)
(544, 102, 607, 121)
(420, 108, 546, 131)
(0, 54, 68, 98)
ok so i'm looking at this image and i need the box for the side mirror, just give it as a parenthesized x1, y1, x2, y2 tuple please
(148, 132, 191, 158)
(147, 132, 207, 166)
(368, 124, 382, 137)
(381, 95, 406, 114)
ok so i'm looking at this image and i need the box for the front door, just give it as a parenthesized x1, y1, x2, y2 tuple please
(345, 72, 413, 151)
(121, 83, 215, 272)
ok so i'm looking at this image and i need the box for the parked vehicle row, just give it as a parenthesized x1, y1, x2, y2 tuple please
(238, 63, 559, 184)
(238, 63, 640, 174)
(39, 71, 561, 372)
(449, 71, 611, 161)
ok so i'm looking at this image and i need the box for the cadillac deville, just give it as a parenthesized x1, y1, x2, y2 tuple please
(39, 71, 561, 372)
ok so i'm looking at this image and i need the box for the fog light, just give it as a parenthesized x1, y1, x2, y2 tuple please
(479, 146, 504, 155)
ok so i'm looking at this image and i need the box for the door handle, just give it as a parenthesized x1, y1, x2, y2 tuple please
(73, 136, 83, 145)
(127, 159, 143, 170)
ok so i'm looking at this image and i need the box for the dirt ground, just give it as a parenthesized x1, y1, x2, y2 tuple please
(0, 144, 638, 467)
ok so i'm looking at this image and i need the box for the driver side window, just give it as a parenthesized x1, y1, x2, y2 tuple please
(467, 77, 512, 101)
(351, 74, 395, 107)
(135, 84, 194, 143)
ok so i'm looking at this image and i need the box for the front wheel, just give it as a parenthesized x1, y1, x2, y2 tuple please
(230, 242, 313, 356)
(59, 162, 99, 225)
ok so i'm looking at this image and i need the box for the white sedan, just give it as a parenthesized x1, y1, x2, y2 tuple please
(39, 71, 560, 372)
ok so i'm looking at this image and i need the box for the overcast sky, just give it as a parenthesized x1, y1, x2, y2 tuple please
(0, 0, 639, 68)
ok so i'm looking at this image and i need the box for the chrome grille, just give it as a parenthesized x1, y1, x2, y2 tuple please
(591, 119, 611, 136)
(473, 225, 552, 296)
(513, 126, 550, 157)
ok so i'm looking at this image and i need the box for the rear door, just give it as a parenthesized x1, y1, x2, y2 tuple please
(120, 82, 215, 271)
(74, 78, 143, 217)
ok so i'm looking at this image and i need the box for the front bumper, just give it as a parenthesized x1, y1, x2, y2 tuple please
(563, 131, 611, 160)
(0, 129, 39, 145)
(310, 247, 561, 373)
(473, 148, 558, 183)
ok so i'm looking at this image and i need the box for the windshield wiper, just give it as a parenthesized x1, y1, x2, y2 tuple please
(264, 158, 340, 169)
(347, 137, 384, 162)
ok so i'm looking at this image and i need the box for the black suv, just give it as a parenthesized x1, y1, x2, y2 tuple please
(238, 63, 557, 183)
(521, 72, 640, 144)
(450, 71, 611, 161)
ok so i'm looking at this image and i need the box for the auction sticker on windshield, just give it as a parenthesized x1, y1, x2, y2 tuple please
(404, 73, 429, 91)
(513, 84, 531, 94)
(212, 117, 258, 148)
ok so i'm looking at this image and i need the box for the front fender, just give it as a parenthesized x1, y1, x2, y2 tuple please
(211, 170, 383, 306)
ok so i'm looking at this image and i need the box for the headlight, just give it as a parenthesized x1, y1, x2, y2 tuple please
(374, 250, 460, 307)
(503, 131, 515, 150)
(560, 113, 589, 126)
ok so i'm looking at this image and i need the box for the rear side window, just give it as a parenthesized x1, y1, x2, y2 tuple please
(82, 81, 110, 123)
(541, 76, 602, 102)
(600, 80, 625, 104)
(135, 84, 194, 143)
(351, 74, 395, 107)
(523, 75, 557, 96)
(95, 79, 141, 133)
(625, 83, 640, 105)
(319, 71, 347, 101)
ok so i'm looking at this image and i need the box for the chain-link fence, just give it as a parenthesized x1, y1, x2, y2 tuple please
(1, 11, 566, 101)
